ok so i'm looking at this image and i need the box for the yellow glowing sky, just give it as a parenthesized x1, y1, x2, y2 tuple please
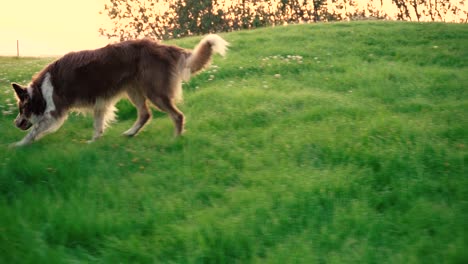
(0, 0, 111, 56)
(1, 0, 465, 56)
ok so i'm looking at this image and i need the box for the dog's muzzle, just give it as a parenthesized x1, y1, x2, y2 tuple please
(15, 116, 32, 130)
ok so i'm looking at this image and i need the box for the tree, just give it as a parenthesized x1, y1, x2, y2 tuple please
(390, 0, 466, 22)
(99, 0, 467, 41)
(99, 0, 324, 40)
(99, 0, 178, 40)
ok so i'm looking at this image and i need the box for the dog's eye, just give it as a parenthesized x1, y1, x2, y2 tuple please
(20, 101, 30, 114)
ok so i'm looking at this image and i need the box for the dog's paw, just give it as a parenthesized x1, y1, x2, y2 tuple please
(123, 128, 138, 137)
(122, 131, 135, 137)
(175, 129, 186, 137)
(87, 134, 102, 143)
(87, 138, 99, 144)
(9, 141, 27, 148)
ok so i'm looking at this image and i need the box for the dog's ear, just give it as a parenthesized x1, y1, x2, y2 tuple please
(12, 83, 28, 101)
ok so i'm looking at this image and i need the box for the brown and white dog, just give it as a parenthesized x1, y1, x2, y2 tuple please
(11, 34, 228, 147)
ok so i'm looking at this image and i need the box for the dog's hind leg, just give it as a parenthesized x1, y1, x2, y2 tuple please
(150, 96, 185, 136)
(123, 90, 151, 137)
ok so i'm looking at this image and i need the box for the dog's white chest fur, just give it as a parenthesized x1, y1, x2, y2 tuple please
(41, 73, 56, 113)
(29, 73, 55, 124)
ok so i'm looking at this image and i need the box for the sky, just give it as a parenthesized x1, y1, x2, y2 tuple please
(0, 0, 111, 56)
(0, 0, 465, 56)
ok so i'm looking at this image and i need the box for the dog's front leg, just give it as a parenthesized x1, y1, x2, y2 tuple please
(12, 128, 40, 147)
(88, 101, 117, 143)
(11, 115, 65, 147)
(90, 116, 104, 143)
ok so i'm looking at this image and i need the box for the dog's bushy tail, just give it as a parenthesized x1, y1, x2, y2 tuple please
(179, 34, 229, 81)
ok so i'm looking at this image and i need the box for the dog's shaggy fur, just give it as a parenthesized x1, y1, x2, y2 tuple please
(11, 34, 228, 147)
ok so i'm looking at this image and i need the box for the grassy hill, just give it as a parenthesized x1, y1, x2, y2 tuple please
(0, 21, 467, 263)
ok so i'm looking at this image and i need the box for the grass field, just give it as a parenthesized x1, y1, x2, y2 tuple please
(0, 21, 467, 263)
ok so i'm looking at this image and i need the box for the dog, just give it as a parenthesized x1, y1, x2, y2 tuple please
(10, 34, 228, 147)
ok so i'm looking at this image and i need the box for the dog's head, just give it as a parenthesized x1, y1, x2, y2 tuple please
(12, 83, 34, 130)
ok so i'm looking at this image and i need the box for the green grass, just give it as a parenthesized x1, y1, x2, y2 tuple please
(0, 21, 467, 263)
